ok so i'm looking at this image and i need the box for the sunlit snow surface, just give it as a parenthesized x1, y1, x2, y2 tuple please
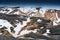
(0, 19, 13, 32)
(0, 7, 59, 38)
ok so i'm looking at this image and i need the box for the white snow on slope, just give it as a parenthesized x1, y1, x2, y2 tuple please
(0, 19, 13, 32)
(0, 7, 60, 38)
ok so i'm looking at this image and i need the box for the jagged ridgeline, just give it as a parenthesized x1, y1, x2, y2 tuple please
(0, 7, 60, 40)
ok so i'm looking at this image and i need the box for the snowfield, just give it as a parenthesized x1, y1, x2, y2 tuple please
(0, 7, 60, 38)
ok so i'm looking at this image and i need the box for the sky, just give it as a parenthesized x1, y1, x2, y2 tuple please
(0, 0, 60, 10)
(0, 0, 60, 6)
